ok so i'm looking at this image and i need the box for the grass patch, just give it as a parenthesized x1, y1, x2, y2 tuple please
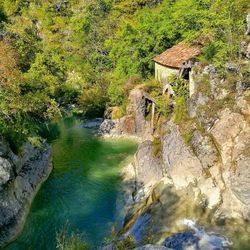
(152, 137, 162, 157)
(56, 226, 90, 250)
(104, 227, 136, 250)
(222, 73, 238, 92)
(111, 100, 127, 119)
(182, 130, 193, 145)
(196, 74, 212, 96)
(174, 96, 189, 125)
(244, 95, 250, 102)
(198, 94, 235, 119)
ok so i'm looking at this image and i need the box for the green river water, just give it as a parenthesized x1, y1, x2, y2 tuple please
(5, 117, 138, 250)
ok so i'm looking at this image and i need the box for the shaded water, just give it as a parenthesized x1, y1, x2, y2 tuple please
(6, 117, 137, 250)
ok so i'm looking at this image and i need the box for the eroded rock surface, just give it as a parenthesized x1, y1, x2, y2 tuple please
(118, 60, 250, 246)
(0, 141, 52, 247)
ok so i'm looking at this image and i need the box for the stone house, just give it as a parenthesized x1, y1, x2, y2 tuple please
(153, 43, 201, 95)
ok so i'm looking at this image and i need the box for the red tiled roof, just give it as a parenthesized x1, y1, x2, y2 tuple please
(153, 43, 201, 68)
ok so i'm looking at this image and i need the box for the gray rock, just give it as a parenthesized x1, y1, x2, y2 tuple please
(236, 80, 250, 95)
(127, 89, 146, 134)
(82, 118, 103, 129)
(202, 65, 217, 79)
(0, 142, 52, 247)
(161, 122, 203, 189)
(0, 140, 9, 157)
(225, 62, 238, 73)
(231, 158, 250, 206)
(106, 88, 154, 136)
(0, 158, 13, 188)
(133, 245, 170, 250)
(163, 228, 232, 250)
(188, 92, 210, 118)
(99, 119, 116, 134)
(191, 131, 218, 169)
(134, 141, 164, 186)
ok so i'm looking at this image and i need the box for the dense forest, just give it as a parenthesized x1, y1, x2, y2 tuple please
(0, 0, 249, 148)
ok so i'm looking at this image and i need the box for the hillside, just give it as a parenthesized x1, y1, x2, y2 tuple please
(0, 0, 250, 249)
(0, 0, 249, 147)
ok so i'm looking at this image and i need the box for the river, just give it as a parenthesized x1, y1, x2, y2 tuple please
(5, 117, 138, 250)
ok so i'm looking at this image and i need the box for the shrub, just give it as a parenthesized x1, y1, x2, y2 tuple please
(174, 96, 189, 125)
(78, 84, 108, 118)
(108, 79, 125, 106)
(155, 94, 171, 118)
(196, 74, 212, 96)
(104, 227, 136, 250)
(152, 137, 162, 157)
(143, 79, 162, 94)
(115, 236, 137, 250)
(182, 130, 193, 145)
(27, 136, 43, 149)
(202, 42, 219, 62)
(199, 94, 235, 119)
(111, 105, 126, 119)
(169, 75, 189, 99)
(56, 227, 90, 250)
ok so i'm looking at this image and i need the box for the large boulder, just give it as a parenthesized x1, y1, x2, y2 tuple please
(99, 119, 116, 134)
(231, 158, 250, 207)
(210, 109, 250, 218)
(126, 89, 146, 134)
(191, 131, 218, 169)
(161, 122, 203, 189)
(134, 141, 164, 186)
(101, 88, 153, 138)
(0, 142, 52, 247)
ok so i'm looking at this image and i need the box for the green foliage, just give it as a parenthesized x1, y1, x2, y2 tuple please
(78, 83, 108, 118)
(144, 80, 171, 118)
(108, 79, 125, 106)
(174, 96, 189, 125)
(115, 236, 137, 250)
(111, 102, 127, 120)
(245, 95, 250, 102)
(0, 39, 60, 147)
(27, 136, 44, 149)
(182, 130, 193, 145)
(156, 94, 171, 118)
(104, 227, 136, 250)
(169, 75, 189, 99)
(196, 74, 212, 96)
(56, 227, 90, 250)
(202, 42, 219, 62)
(199, 94, 235, 119)
(152, 137, 162, 157)
(0, 0, 249, 145)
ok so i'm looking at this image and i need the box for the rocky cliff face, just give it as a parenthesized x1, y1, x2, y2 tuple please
(0, 140, 52, 247)
(103, 48, 250, 248)
(99, 87, 153, 141)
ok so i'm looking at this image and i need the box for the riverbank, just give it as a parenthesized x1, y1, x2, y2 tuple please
(0, 142, 52, 248)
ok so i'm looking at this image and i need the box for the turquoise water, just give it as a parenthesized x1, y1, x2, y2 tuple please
(5, 118, 137, 250)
